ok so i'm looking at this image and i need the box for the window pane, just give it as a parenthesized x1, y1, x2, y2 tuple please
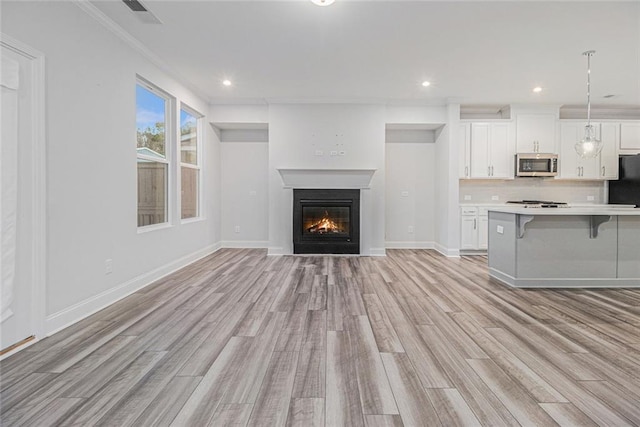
(181, 167, 198, 219)
(180, 109, 198, 165)
(136, 84, 166, 158)
(137, 160, 167, 226)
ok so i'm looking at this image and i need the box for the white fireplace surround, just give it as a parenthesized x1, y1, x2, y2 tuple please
(277, 168, 377, 189)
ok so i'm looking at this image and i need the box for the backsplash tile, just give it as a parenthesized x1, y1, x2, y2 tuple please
(459, 179, 606, 204)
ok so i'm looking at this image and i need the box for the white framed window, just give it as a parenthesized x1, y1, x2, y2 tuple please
(136, 78, 173, 228)
(179, 105, 202, 220)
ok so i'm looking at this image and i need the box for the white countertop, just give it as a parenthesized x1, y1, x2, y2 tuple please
(488, 206, 640, 216)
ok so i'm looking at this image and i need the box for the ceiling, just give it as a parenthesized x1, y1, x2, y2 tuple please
(90, 0, 640, 107)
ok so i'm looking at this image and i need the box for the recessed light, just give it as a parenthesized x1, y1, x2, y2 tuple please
(533, 86, 542, 93)
(222, 79, 232, 87)
(422, 81, 431, 87)
(310, 0, 335, 6)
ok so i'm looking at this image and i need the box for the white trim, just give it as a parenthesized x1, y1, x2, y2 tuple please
(434, 243, 461, 258)
(137, 222, 172, 234)
(268, 246, 285, 255)
(45, 244, 220, 336)
(221, 240, 269, 249)
(180, 216, 206, 226)
(0, 34, 47, 344)
(367, 248, 387, 257)
(385, 241, 435, 249)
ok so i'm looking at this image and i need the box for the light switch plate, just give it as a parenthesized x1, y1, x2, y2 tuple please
(491, 195, 499, 201)
(464, 195, 472, 201)
(497, 225, 504, 234)
(401, 191, 409, 197)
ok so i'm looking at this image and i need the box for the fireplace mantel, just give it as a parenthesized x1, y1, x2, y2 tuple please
(277, 168, 377, 189)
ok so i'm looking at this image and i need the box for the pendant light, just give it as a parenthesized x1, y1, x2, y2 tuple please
(310, 0, 335, 5)
(575, 50, 603, 159)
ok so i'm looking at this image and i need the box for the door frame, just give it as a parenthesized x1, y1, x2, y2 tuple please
(1, 33, 46, 357)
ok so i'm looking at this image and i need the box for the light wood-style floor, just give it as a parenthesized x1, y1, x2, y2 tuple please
(2, 249, 640, 426)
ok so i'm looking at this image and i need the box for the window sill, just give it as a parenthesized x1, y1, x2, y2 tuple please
(137, 222, 173, 234)
(181, 216, 206, 225)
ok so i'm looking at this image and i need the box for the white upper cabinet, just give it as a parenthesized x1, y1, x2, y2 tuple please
(459, 123, 471, 179)
(620, 122, 640, 152)
(559, 122, 618, 180)
(516, 114, 557, 153)
(600, 123, 619, 179)
(469, 122, 512, 179)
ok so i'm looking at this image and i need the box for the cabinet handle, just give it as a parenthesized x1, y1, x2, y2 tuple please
(465, 166, 468, 177)
(577, 166, 580, 176)
(581, 166, 584, 177)
(488, 166, 491, 176)
(474, 218, 477, 229)
(602, 166, 605, 176)
(491, 166, 494, 176)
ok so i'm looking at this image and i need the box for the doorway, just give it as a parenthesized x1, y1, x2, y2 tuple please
(1, 35, 46, 356)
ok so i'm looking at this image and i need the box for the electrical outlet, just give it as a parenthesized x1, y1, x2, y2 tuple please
(408, 226, 414, 233)
(491, 195, 500, 201)
(330, 150, 338, 156)
(234, 226, 240, 233)
(401, 191, 409, 197)
(464, 195, 472, 201)
(587, 195, 595, 201)
(105, 259, 113, 275)
(314, 150, 323, 156)
(339, 151, 346, 156)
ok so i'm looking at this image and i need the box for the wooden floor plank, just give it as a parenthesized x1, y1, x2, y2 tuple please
(247, 351, 299, 426)
(286, 398, 324, 427)
(380, 352, 441, 426)
(326, 330, 365, 427)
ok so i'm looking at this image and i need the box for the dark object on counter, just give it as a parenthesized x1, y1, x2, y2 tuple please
(609, 155, 640, 207)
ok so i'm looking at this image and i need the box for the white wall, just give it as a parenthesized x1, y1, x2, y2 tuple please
(385, 143, 436, 247)
(434, 104, 461, 256)
(3, 1, 219, 333)
(268, 104, 386, 255)
(221, 142, 269, 246)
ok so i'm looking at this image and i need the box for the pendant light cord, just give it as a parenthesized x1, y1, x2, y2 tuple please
(583, 50, 595, 127)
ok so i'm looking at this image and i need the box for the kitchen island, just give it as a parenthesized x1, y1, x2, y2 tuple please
(487, 206, 640, 288)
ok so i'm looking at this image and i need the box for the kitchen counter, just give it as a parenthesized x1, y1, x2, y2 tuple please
(489, 206, 640, 216)
(487, 207, 640, 288)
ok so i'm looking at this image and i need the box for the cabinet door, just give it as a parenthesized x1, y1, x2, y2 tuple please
(460, 215, 478, 250)
(459, 123, 471, 178)
(478, 216, 488, 250)
(517, 114, 556, 153)
(489, 123, 511, 178)
(599, 123, 619, 179)
(470, 123, 490, 178)
(620, 122, 640, 151)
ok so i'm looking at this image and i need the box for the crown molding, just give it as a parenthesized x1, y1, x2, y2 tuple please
(71, 0, 206, 100)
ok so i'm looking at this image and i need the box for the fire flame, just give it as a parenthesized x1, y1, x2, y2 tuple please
(307, 211, 344, 234)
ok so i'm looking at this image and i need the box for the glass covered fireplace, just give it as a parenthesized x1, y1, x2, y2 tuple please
(293, 189, 360, 254)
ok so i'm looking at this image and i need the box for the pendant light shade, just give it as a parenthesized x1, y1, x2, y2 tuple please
(575, 50, 603, 159)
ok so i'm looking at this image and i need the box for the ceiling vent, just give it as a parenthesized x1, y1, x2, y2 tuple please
(122, 0, 163, 24)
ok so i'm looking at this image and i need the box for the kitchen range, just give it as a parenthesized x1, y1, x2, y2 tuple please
(506, 200, 569, 208)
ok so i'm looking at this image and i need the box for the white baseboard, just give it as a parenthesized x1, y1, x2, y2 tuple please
(221, 240, 268, 249)
(368, 247, 387, 257)
(45, 244, 220, 336)
(268, 247, 285, 255)
(434, 243, 460, 258)
(385, 241, 435, 249)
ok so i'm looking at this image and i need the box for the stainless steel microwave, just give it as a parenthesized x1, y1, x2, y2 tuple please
(516, 153, 558, 177)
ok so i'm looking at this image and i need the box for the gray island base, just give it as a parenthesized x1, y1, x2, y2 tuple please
(487, 207, 640, 288)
